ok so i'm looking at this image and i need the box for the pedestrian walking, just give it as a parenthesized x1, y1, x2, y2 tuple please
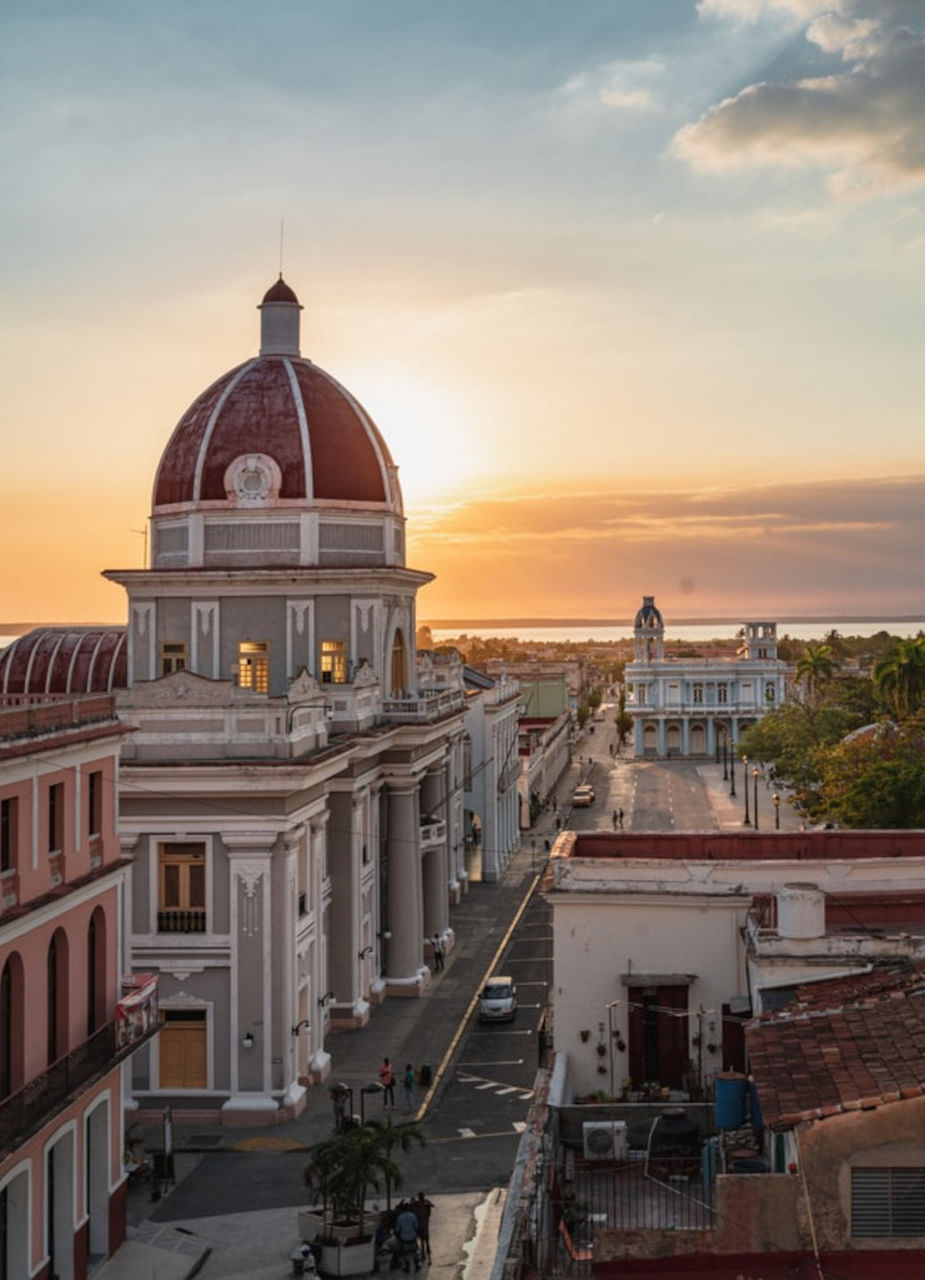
(618, 807, 625, 829)
(612, 809, 618, 831)
(431, 935, 444, 972)
(403, 1063, 416, 1114)
(394, 1201, 421, 1273)
(330, 1086, 347, 1133)
(411, 1191, 434, 1263)
(379, 1057, 395, 1109)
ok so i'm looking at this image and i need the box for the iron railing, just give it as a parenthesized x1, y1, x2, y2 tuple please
(0, 1019, 156, 1153)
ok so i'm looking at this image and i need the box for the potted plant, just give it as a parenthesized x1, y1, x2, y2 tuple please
(300, 1119, 426, 1276)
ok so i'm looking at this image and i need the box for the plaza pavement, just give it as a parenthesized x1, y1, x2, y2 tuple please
(96, 733, 803, 1279)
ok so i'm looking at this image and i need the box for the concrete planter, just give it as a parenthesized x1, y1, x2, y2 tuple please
(298, 1209, 376, 1273)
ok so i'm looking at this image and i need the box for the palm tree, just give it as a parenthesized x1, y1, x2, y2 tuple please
(795, 643, 839, 701)
(364, 1116, 427, 1211)
(303, 1124, 403, 1242)
(874, 636, 925, 720)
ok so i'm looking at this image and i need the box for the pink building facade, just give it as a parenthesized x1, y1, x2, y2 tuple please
(0, 695, 156, 1280)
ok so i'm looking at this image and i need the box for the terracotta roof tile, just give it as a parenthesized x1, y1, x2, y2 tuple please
(747, 961, 925, 1130)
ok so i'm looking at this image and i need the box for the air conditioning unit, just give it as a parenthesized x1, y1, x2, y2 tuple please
(582, 1120, 627, 1161)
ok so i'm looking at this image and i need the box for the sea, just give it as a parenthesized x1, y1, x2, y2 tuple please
(429, 619, 925, 645)
(2, 618, 924, 654)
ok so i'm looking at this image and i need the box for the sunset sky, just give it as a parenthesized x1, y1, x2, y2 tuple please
(2, 0, 923, 625)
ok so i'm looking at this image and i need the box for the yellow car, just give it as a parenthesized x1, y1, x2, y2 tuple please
(571, 784, 595, 807)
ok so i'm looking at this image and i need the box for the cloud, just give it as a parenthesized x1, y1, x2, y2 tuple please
(409, 475, 925, 619)
(558, 58, 663, 113)
(677, 3, 925, 198)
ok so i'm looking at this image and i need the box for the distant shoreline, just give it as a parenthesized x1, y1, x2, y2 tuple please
(423, 615, 925, 630)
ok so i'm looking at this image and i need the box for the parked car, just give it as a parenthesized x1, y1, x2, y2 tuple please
(478, 976, 518, 1022)
(571, 784, 595, 807)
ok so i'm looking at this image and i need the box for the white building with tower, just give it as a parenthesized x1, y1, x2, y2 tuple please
(624, 596, 791, 759)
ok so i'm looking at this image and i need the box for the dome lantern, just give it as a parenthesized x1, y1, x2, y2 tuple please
(259, 275, 302, 356)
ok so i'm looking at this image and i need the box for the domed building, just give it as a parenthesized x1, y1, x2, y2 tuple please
(99, 279, 469, 1123)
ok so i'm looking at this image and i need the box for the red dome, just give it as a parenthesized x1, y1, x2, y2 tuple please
(152, 279, 402, 515)
(0, 629, 127, 697)
(153, 358, 399, 510)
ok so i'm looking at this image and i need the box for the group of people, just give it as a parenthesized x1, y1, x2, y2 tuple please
(375, 1193, 434, 1273)
(378, 1057, 419, 1113)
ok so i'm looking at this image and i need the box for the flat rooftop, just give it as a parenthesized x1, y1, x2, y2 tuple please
(552, 830, 925, 862)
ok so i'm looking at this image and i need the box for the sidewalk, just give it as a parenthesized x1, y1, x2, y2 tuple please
(102, 795, 571, 1280)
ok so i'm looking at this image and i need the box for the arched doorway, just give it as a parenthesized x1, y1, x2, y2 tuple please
(689, 723, 706, 756)
(666, 724, 681, 756)
(643, 724, 658, 757)
(85, 1100, 110, 1263)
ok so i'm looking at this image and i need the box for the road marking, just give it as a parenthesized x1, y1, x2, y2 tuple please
(476, 1082, 496, 1090)
(495, 1086, 521, 1096)
(430, 1130, 522, 1145)
(458, 1071, 534, 1102)
(513, 1121, 527, 1133)
(458, 1060, 524, 1068)
(471, 1029, 533, 1037)
(458, 1127, 476, 1139)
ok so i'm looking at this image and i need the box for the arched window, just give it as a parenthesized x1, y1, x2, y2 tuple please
(389, 629, 406, 698)
(1, 953, 24, 1099)
(87, 907, 107, 1035)
(47, 929, 69, 1066)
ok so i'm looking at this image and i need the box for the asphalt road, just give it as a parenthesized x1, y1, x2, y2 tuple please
(139, 725, 738, 1227)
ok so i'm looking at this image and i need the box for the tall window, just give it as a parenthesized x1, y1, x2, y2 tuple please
(160, 642, 187, 676)
(1, 959, 11, 1099)
(48, 783, 64, 854)
(158, 843, 206, 932)
(389, 630, 406, 696)
(87, 770, 102, 838)
(692, 683, 704, 704)
(238, 641, 269, 692)
(0, 797, 16, 873)
(87, 909, 106, 1035)
(717, 684, 728, 704)
(320, 640, 346, 684)
(47, 930, 67, 1065)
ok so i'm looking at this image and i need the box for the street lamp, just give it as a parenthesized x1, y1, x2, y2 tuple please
(773, 793, 781, 830)
(742, 754, 751, 825)
(752, 767, 760, 830)
(722, 735, 728, 782)
(729, 743, 736, 798)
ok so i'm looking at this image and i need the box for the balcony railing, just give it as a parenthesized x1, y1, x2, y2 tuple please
(382, 689, 466, 721)
(0, 1015, 157, 1154)
(157, 908, 207, 933)
(420, 819, 447, 846)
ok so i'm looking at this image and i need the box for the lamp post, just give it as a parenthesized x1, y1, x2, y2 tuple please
(742, 754, 751, 825)
(752, 767, 760, 830)
(773, 792, 781, 830)
(729, 743, 736, 798)
(722, 735, 728, 782)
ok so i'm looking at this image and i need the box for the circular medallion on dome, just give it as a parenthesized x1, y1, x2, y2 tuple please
(224, 453, 281, 506)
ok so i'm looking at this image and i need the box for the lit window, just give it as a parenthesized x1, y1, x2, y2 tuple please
(161, 642, 187, 675)
(321, 640, 347, 684)
(158, 843, 206, 933)
(238, 641, 269, 693)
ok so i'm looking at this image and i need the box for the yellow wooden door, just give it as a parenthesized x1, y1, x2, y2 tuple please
(159, 1016, 207, 1088)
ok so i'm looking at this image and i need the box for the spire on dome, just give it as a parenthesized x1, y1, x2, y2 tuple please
(259, 275, 302, 356)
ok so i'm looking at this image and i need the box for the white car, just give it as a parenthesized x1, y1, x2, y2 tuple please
(478, 976, 518, 1022)
(571, 784, 595, 808)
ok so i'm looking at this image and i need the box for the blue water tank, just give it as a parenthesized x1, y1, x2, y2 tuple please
(714, 1072, 748, 1129)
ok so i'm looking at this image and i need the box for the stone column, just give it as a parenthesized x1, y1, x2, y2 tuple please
(385, 782, 424, 981)
(224, 842, 277, 1119)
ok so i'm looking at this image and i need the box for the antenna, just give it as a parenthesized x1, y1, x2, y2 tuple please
(131, 527, 148, 568)
(279, 219, 284, 278)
